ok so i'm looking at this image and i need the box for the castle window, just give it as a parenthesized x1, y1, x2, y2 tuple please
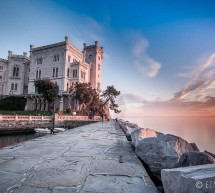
(53, 54, 60, 62)
(72, 69, 77, 78)
(53, 68, 58, 78)
(39, 70, 41, 79)
(68, 55, 71, 62)
(81, 71, 86, 80)
(98, 64, 101, 70)
(67, 68, 70, 77)
(36, 69, 41, 79)
(15, 83, 18, 91)
(98, 56, 100, 60)
(0, 66, 3, 70)
(0, 76, 2, 82)
(56, 68, 58, 77)
(67, 83, 69, 91)
(13, 66, 19, 77)
(53, 68, 55, 78)
(36, 58, 43, 64)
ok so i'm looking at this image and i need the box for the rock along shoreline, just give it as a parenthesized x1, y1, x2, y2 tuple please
(117, 119, 215, 193)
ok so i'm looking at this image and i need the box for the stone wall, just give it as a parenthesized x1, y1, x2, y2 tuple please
(0, 120, 52, 135)
(55, 120, 99, 129)
(0, 114, 100, 135)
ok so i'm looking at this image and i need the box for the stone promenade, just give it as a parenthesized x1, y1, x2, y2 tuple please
(0, 120, 158, 193)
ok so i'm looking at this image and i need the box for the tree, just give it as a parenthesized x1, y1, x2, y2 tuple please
(71, 83, 121, 116)
(100, 85, 121, 113)
(34, 79, 59, 111)
(72, 82, 99, 115)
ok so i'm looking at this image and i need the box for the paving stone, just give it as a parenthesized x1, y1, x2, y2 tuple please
(90, 159, 145, 177)
(0, 120, 157, 193)
(0, 172, 25, 193)
(0, 157, 43, 173)
(80, 175, 158, 193)
(24, 157, 94, 188)
(10, 186, 51, 193)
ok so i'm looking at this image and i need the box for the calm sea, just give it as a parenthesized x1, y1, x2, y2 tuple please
(0, 133, 45, 148)
(123, 117, 215, 154)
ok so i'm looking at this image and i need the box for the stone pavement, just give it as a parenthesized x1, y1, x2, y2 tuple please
(0, 120, 158, 193)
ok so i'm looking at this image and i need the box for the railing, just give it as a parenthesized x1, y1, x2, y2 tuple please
(0, 115, 52, 121)
(55, 115, 100, 122)
(0, 114, 101, 122)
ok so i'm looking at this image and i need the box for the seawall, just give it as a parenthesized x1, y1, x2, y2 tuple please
(0, 121, 52, 135)
(0, 114, 100, 135)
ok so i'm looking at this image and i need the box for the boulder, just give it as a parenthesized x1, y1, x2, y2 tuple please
(125, 127, 139, 141)
(131, 128, 199, 180)
(175, 151, 215, 167)
(189, 143, 199, 151)
(204, 151, 215, 159)
(118, 120, 139, 141)
(161, 164, 215, 193)
(131, 128, 158, 146)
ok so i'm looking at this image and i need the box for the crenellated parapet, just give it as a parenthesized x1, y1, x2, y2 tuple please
(0, 58, 8, 63)
(8, 51, 30, 61)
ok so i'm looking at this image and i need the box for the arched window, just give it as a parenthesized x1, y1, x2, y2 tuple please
(36, 69, 41, 79)
(53, 54, 60, 62)
(67, 68, 70, 77)
(13, 66, 19, 77)
(15, 83, 18, 91)
(11, 83, 14, 90)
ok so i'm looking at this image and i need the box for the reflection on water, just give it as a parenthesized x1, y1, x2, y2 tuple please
(124, 117, 215, 154)
(0, 133, 46, 148)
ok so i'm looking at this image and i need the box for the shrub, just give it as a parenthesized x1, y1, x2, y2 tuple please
(0, 96, 27, 111)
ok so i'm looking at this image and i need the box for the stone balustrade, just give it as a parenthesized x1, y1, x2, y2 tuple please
(55, 114, 100, 122)
(0, 115, 52, 121)
(0, 114, 101, 122)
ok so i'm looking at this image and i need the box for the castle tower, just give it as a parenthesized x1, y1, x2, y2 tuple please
(83, 41, 103, 91)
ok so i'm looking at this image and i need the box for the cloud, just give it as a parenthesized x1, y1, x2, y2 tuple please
(114, 53, 215, 118)
(116, 93, 215, 118)
(173, 78, 215, 100)
(192, 53, 215, 79)
(174, 52, 215, 101)
(132, 36, 161, 78)
(116, 93, 146, 106)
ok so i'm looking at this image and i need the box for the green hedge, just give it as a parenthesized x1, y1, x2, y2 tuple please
(0, 96, 27, 111)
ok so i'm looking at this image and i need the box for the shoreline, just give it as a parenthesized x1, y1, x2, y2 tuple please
(117, 118, 215, 193)
(121, 116, 215, 154)
(0, 120, 99, 136)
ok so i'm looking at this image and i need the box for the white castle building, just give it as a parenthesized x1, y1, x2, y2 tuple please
(0, 36, 103, 112)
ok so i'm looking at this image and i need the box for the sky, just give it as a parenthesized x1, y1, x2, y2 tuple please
(1, 0, 215, 117)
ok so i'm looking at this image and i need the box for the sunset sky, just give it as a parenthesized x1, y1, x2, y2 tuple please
(1, 0, 215, 117)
